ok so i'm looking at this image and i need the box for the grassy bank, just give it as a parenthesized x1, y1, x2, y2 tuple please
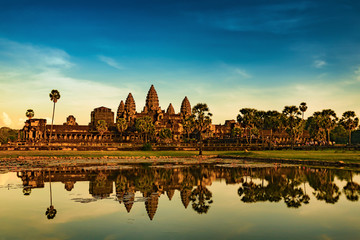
(0, 149, 359, 162)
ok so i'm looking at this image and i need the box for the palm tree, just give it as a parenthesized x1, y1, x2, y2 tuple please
(237, 108, 258, 144)
(299, 102, 308, 120)
(340, 111, 359, 145)
(116, 117, 128, 141)
(282, 106, 303, 148)
(25, 109, 34, 119)
(191, 103, 212, 155)
(49, 90, 60, 143)
(320, 109, 338, 145)
(264, 110, 282, 149)
(96, 120, 108, 140)
(159, 128, 172, 143)
(135, 116, 155, 143)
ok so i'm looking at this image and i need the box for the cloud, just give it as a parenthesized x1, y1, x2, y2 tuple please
(1, 112, 12, 127)
(234, 68, 251, 78)
(0, 39, 134, 129)
(0, 38, 73, 70)
(192, 2, 315, 34)
(313, 60, 326, 68)
(98, 55, 124, 70)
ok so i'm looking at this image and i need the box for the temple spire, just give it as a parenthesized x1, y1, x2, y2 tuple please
(180, 96, 191, 117)
(124, 93, 136, 115)
(166, 103, 175, 115)
(144, 85, 160, 112)
(117, 100, 125, 119)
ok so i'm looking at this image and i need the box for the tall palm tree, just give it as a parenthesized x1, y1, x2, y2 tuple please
(264, 110, 282, 149)
(96, 120, 108, 141)
(116, 117, 128, 141)
(282, 106, 303, 149)
(299, 102, 308, 120)
(49, 90, 60, 143)
(340, 111, 359, 145)
(25, 109, 34, 119)
(192, 103, 212, 155)
(237, 108, 258, 144)
(321, 109, 338, 145)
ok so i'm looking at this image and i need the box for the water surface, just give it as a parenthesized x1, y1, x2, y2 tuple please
(1, 163, 360, 239)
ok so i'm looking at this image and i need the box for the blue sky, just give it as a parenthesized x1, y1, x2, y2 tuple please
(0, 0, 360, 128)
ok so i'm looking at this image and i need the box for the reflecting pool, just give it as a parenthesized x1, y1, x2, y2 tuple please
(1, 163, 360, 239)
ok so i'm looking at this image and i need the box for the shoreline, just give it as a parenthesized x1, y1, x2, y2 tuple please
(0, 149, 359, 170)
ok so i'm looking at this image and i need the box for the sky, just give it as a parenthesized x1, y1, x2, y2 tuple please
(0, 0, 360, 128)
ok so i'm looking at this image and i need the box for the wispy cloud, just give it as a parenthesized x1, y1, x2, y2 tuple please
(192, 2, 315, 34)
(0, 38, 73, 69)
(313, 60, 326, 68)
(234, 68, 251, 78)
(98, 55, 124, 70)
(0, 39, 134, 128)
(1, 112, 12, 127)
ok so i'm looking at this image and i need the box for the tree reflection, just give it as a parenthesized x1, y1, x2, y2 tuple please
(45, 171, 57, 220)
(343, 172, 360, 201)
(189, 167, 214, 214)
(308, 169, 340, 204)
(190, 185, 213, 214)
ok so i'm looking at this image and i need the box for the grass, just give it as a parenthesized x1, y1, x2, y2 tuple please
(0, 149, 359, 163)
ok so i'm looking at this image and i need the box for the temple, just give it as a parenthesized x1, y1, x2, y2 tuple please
(20, 85, 199, 143)
(19, 84, 309, 146)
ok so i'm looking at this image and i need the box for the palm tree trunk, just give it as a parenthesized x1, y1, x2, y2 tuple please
(49, 102, 56, 144)
(199, 132, 203, 155)
(349, 130, 352, 145)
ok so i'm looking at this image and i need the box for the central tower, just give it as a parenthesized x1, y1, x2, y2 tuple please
(143, 85, 160, 113)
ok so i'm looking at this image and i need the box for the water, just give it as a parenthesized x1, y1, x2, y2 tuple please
(0, 163, 360, 240)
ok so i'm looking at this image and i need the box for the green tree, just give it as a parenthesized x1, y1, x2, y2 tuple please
(26, 109, 34, 119)
(96, 120, 108, 140)
(159, 128, 172, 143)
(264, 110, 282, 149)
(182, 116, 194, 139)
(231, 127, 242, 144)
(282, 106, 303, 148)
(0, 127, 18, 144)
(192, 103, 212, 155)
(299, 102, 308, 120)
(330, 125, 348, 144)
(306, 113, 326, 143)
(116, 117, 128, 141)
(135, 116, 155, 143)
(340, 111, 359, 145)
(237, 108, 258, 144)
(49, 90, 60, 143)
(320, 109, 338, 144)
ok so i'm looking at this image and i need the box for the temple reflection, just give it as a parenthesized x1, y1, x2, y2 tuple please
(15, 165, 360, 220)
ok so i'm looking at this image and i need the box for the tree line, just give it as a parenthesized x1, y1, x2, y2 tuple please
(235, 102, 359, 146)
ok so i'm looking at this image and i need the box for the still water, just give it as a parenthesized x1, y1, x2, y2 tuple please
(1, 163, 360, 240)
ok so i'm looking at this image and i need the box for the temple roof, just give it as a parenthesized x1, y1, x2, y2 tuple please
(125, 93, 136, 115)
(180, 96, 191, 116)
(166, 103, 175, 115)
(145, 85, 160, 112)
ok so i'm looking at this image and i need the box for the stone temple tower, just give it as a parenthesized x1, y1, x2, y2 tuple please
(143, 85, 160, 113)
(180, 96, 191, 117)
(124, 93, 136, 116)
